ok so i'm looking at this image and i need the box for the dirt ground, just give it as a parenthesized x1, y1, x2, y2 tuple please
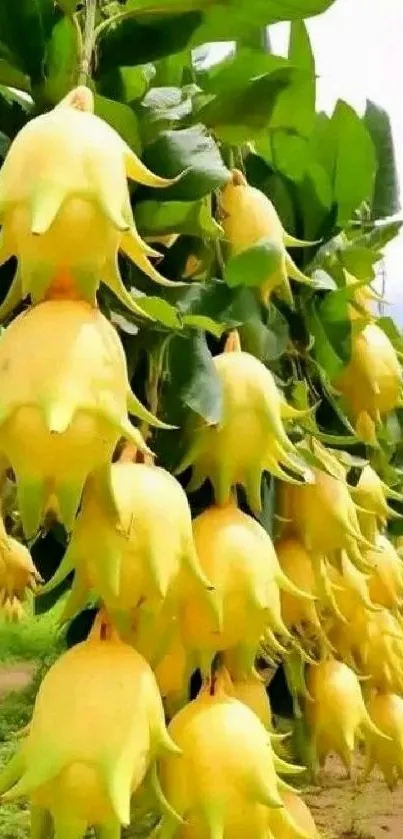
(305, 754, 403, 839)
(0, 668, 403, 839)
(0, 662, 36, 698)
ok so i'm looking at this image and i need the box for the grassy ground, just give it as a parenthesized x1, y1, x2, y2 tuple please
(0, 602, 63, 664)
(0, 603, 63, 839)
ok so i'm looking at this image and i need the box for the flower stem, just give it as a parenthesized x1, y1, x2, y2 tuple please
(79, 0, 98, 84)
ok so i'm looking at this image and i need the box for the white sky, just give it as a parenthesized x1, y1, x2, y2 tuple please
(272, 0, 403, 320)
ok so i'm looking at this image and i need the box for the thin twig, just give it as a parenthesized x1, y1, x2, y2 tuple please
(79, 0, 97, 85)
(71, 13, 84, 83)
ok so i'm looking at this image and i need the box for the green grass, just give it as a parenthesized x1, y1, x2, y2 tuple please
(0, 601, 64, 664)
(0, 601, 63, 839)
(0, 662, 51, 839)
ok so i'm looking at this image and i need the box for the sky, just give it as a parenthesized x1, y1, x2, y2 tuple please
(270, 0, 403, 320)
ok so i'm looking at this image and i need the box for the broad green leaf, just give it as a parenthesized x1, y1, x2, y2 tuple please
(96, 11, 203, 71)
(309, 112, 337, 180)
(175, 278, 260, 328)
(43, 15, 80, 104)
(0, 59, 30, 92)
(0, 0, 55, 84)
(296, 162, 335, 241)
(136, 295, 183, 328)
(364, 99, 401, 219)
(98, 64, 155, 104)
(260, 172, 297, 235)
(182, 314, 225, 338)
(191, 0, 337, 45)
(224, 238, 284, 288)
(341, 245, 382, 280)
(197, 67, 294, 144)
(198, 49, 289, 96)
(331, 100, 376, 226)
(239, 303, 289, 361)
(153, 52, 188, 87)
(135, 198, 222, 239)
(288, 20, 315, 72)
(100, 0, 337, 67)
(94, 94, 141, 153)
(306, 298, 348, 379)
(141, 125, 230, 200)
(167, 331, 223, 423)
(310, 358, 357, 434)
(270, 21, 315, 137)
(138, 84, 198, 142)
(141, 85, 197, 123)
(271, 131, 310, 182)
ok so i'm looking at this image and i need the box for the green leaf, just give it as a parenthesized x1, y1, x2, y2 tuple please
(331, 100, 376, 225)
(224, 238, 284, 288)
(305, 297, 348, 379)
(182, 314, 225, 338)
(138, 84, 198, 142)
(271, 131, 310, 182)
(136, 295, 183, 328)
(191, 0, 336, 45)
(198, 49, 289, 96)
(0, 1, 55, 85)
(296, 162, 334, 241)
(43, 15, 80, 104)
(239, 303, 289, 361)
(96, 11, 203, 71)
(141, 125, 230, 200)
(167, 331, 223, 423)
(364, 99, 401, 219)
(270, 21, 315, 137)
(174, 278, 260, 329)
(153, 52, 188, 87)
(98, 64, 155, 105)
(341, 245, 382, 280)
(309, 112, 337, 180)
(0, 59, 30, 92)
(288, 19, 315, 72)
(135, 198, 222, 239)
(197, 66, 294, 144)
(94, 94, 141, 153)
(98, 0, 337, 70)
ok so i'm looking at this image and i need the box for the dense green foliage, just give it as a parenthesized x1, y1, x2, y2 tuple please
(0, 0, 402, 662)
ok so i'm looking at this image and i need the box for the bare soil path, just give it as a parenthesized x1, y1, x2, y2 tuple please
(305, 754, 403, 839)
(0, 662, 36, 698)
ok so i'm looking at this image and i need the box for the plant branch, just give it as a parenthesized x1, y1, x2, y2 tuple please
(72, 14, 84, 83)
(79, 0, 98, 85)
